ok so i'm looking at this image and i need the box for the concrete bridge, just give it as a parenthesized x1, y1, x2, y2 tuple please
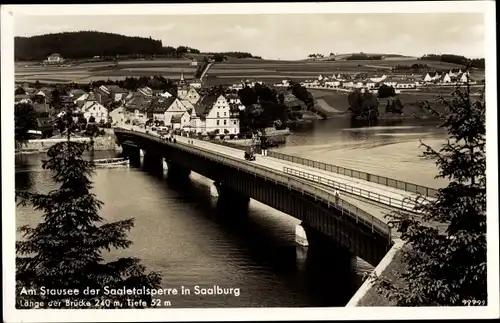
(113, 126, 438, 266)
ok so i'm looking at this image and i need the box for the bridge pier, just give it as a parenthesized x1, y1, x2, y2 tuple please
(122, 145, 141, 167)
(143, 152, 164, 176)
(214, 181, 250, 218)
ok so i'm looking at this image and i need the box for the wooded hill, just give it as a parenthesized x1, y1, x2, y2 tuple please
(15, 31, 165, 61)
(15, 31, 261, 62)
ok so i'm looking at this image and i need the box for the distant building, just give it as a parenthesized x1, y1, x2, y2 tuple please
(47, 53, 64, 64)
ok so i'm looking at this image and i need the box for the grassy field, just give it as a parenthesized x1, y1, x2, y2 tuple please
(15, 57, 484, 86)
(15, 59, 196, 84)
(308, 88, 453, 118)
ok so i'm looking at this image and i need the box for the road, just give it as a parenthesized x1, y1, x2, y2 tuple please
(125, 126, 430, 216)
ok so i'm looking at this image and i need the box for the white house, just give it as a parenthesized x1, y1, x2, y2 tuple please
(47, 53, 64, 64)
(423, 72, 441, 82)
(370, 75, 387, 83)
(167, 111, 191, 130)
(228, 97, 246, 111)
(458, 72, 469, 83)
(190, 60, 198, 67)
(382, 78, 398, 88)
(74, 93, 90, 107)
(230, 83, 244, 90)
(196, 95, 240, 135)
(365, 81, 377, 89)
(81, 101, 108, 123)
(189, 81, 202, 89)
(324, 80, 341, 87)
(440, 73, 452, 83)
(395, 81, 417, 89)
(109, 106, 125, 125)
(148, 96, 190, 127)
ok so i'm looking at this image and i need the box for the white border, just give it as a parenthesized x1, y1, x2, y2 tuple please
(2, 2, 498, 322)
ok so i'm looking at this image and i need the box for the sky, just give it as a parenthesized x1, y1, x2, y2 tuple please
(14, 13, 485, 60)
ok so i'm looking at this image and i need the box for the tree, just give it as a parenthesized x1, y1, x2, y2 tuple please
(89, 116, 96, 123)
(212, 53, 225, 62)
(347, 89, 379, 121)
(377, 84, 396, 98)
(15, 87, 26, 95)
(15, 103, 38, 149)
(15, 103, 162, 309)
(373, 74, 486, 306)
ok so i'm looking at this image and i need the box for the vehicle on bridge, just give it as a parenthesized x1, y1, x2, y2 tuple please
(244, 150, 256, 161)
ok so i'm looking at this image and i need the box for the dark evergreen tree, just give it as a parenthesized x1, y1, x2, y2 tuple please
(373, 72, 486, 306)
(15, 103, 38, 149)
(15, 102, 162, 309)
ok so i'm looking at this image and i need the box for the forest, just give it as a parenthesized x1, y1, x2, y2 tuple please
(419, 54, 485, 69)
(15, 31, 261, 61)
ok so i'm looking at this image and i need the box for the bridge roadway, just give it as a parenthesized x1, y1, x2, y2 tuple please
(121, 126, 429, 232)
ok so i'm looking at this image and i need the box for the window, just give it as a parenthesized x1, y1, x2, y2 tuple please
(217, 112, 220, 117)
(224, 112, 226, 116)
(234, 120, 237, 125)
(216, 120, 219, 125)
(224, 120, 227, 125)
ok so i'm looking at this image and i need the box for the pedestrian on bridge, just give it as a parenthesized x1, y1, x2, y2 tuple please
(334, 189, 340, 204)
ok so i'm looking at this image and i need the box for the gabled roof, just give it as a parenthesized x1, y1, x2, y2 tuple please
(198, 95, 219, 107)
(124, 93, 152, 112)
(180, 100, 194, 111)
(147, 97, 176, 114)
(106, 85, 128, 93)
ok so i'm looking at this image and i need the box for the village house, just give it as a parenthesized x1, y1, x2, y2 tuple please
(109, 106, 125, 125)
(81, 99, 108, 123)
(324, 79, 341, 88)
(423, 72, 441, 83)
(204, 94, 240, 134)
(230, 83, 244, 90)
(15, 94, 32, 104)
(439, 73, 452, 83)
(382, 78, 398, 88)
(138, 86, 154, 97)
(364, 81, 377, 89)
(370, 75, 387, 83)
(227, 96, 246, 111)
(98, 84, 129, 102)
(180, 100, 195, 113)
(191, 94, 240, 135)
(177, 86, 201, 105)
(457, 71, 470, 83)
(46, 53, 64, 64)
(189, 80, 202, 89)
(74, 93, 91, 108)
(395, 80, 417, 89)
(123, 94, 152, 124)
(168, 111, 191, 130)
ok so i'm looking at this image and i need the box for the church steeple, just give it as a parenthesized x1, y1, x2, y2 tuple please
(179, 71, 185, 85)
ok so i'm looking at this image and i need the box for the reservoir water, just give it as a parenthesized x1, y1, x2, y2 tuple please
(15, 118, 447, 308)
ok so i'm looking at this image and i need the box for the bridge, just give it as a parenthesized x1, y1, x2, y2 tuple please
(113, 126, 438, 266)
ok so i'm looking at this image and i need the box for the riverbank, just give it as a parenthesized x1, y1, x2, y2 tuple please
(15, 135, 118, 155)
(347, 239, 405, 306)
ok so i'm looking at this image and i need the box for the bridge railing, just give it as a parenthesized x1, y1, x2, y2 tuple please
(179, 135, 439, 199)
(283, 167, 419, 212)
(268, 151, 439, 198)
(115, 128, 392, 241)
